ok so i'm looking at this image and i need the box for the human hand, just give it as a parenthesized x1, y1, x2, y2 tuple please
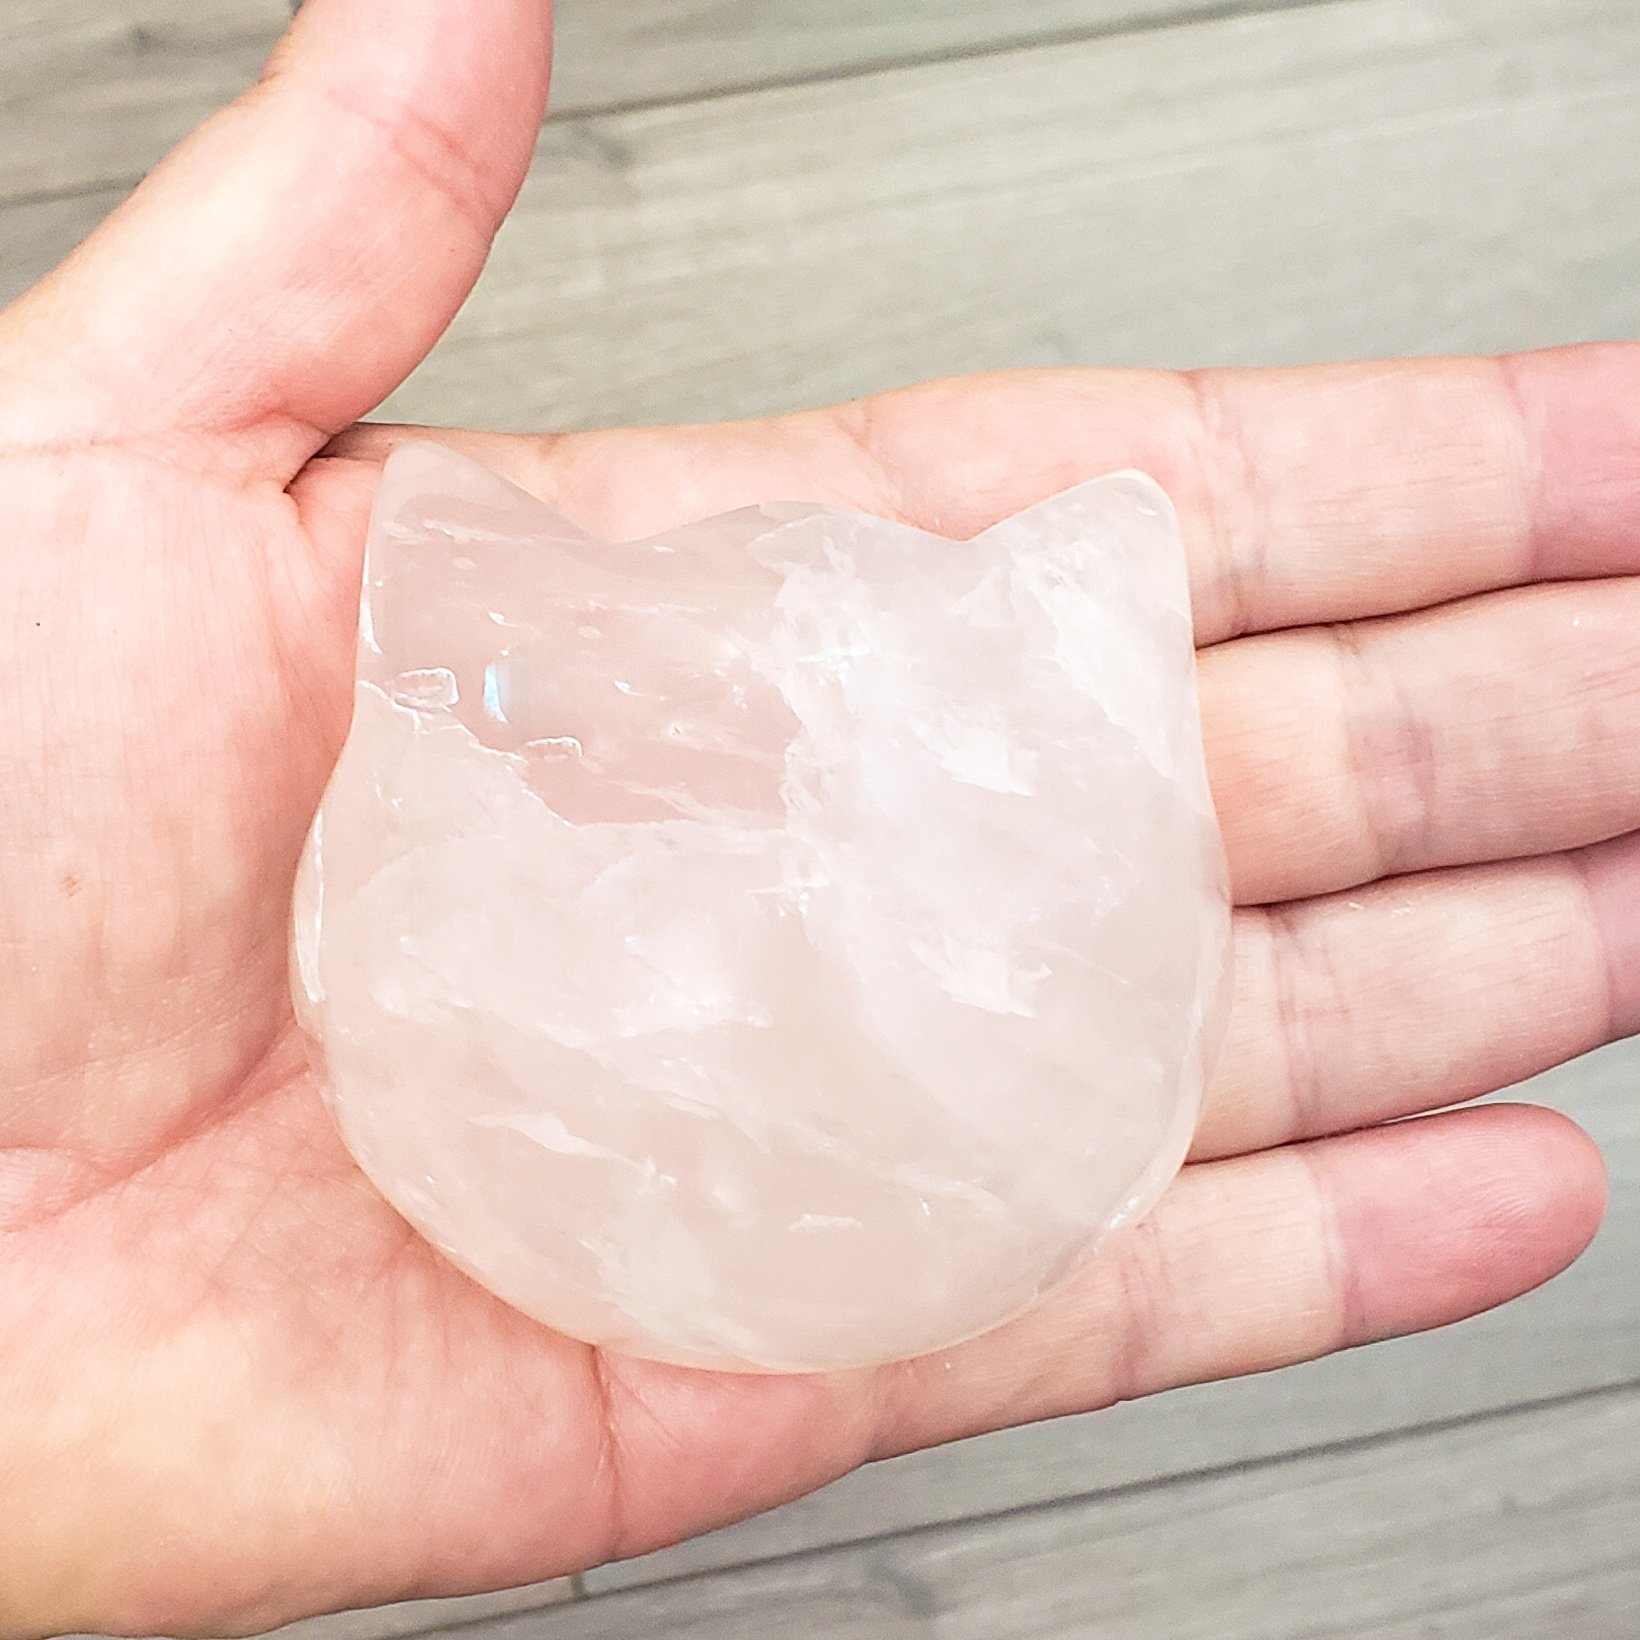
(0, 2, 1627, 1634)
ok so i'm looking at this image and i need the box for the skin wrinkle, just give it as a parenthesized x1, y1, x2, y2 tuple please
(2, 1004, 299, 1235)
(0, 292, 325, 471)
(584, 1346, 633, 1568)
(1327, 616, 1442, 884)
(1258, 902, 1331, 1147)
(1185, 916, 1275, 1161)
(827, 399, 917, 525)
(1103, 1214, 1185, 1410)
(1568, 832, 1640, 1041)
(4, 1108, 590, 1633)
(1493, 351, 1552, 586)
(1182, 368, 1267, 645)
(313, 81, 505, 253)
(3, 844, 293, 1156)
(0, 431, 299, 491)
(1203, 575, 1640, 907)
(246, 546, 355, 829)
(0, 1148, 106, 1233)
(1297, 1143, 1357, 1351)
(182, 1139, 318, 1323)
(0, 487, 313, 1171)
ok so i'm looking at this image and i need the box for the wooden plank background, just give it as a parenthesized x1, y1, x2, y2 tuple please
(488, 1387, 1640, 1640)
(551, 0, 1347, 115)
(0, 1, 1345, 199)
(3, 1, 1636, 1635)
(0, 0, 288, 201)
(392, 0, 1640, 431)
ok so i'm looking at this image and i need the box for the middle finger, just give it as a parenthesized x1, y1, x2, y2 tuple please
(1206, 576, 1640, 905)
(1194, 830, 1640, 1162)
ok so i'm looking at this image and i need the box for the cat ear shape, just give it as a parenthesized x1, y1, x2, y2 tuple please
(305, 447, 1228, 1371)
(963, 472, 1202, 764)
(371, 442, 881, 600)
(978, 470, 1193, 623)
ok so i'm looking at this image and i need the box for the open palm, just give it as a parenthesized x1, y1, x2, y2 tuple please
(0, 4, 1630, 1635)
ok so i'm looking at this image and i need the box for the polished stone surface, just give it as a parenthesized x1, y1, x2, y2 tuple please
(294, 444, 1230, 1372)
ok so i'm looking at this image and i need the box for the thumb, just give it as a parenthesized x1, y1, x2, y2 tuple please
(0, 0, 553, 478)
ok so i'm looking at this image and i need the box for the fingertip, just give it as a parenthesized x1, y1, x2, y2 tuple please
(1318, 1102, 1607, 1348)
(1516, 1101, 1610, 1251)
(1502, 343, 1640, 582)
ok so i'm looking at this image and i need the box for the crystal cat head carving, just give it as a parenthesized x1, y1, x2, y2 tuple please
(293, 444, 1231, 1373)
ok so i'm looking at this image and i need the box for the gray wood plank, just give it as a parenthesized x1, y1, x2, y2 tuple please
(15, 0, 1640, 396)
(0, 1, 1337, 204)
(381, 0, 1640, 432)
(65, 1580, 580, 1640)
(15, 2, 1632, 423)
(588, 1039, 1640, 1588)
(475, 1388, 1640, 1640)
(268, 1580, 575, 1640)
(0, 0, 288, 203)
(550, 0, 1344, 117)
(0, 191, 107, 309)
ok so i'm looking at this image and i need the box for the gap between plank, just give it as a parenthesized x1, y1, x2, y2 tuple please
(0, 0, 1358, 216)
(547, 0, 1359, 126)
(575, 1375, 1640, 1604)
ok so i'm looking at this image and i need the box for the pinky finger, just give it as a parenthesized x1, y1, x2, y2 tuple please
(872, 1104, 1607, 1457)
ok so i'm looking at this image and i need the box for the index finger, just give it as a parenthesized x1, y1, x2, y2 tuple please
(820, 342, 1640, 645)
(332, 342, 1640, 647)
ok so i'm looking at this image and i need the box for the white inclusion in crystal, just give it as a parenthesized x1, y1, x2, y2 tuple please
(526, 736, 586, 759)
(473, 1109, 637, 1167)
(912, 707, 1039, 795)
(910, 935, 1051, 1018)
(389, 668, 459, 712)
(294, 442, 1232, 1375)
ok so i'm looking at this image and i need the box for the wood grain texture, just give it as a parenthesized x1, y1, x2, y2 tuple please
(382, 0, 1640, 432)
(549, 0, 1344, 115)
(0, 1, 1339, 204)
(0, 0, 287, 202)
(12, 1, 1635, 420)
(478, 1388, 1640, 1639)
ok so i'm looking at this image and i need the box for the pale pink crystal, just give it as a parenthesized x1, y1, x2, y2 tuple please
(293, 444, 1231, 1372)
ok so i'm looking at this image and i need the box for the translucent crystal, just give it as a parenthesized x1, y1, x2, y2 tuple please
(293, 444, 1231, 1373)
